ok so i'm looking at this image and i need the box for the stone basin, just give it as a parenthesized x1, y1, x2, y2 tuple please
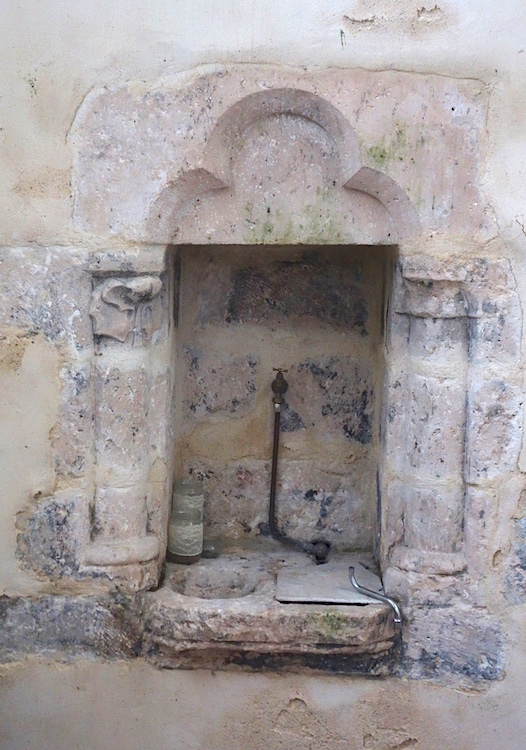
(167, 558, 263, 599)
(145, 548, 398, 675)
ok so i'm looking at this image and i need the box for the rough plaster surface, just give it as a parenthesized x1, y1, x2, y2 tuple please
(1, 636, 526, 750)
(0, 332, 59, 596)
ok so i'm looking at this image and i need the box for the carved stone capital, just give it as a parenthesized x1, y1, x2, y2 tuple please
(90, 275, 162, 345)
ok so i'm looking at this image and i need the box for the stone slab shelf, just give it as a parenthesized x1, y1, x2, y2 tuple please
(143, 550, 398, 675)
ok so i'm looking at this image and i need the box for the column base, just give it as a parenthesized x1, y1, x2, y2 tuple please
(84, 536, 160, 566)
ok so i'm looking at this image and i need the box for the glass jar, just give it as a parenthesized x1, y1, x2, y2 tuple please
(167, 479, 204, 564)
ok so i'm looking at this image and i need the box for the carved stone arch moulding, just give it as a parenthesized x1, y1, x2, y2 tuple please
(147, 86, 420, 245)
(72, 65, 494, 246)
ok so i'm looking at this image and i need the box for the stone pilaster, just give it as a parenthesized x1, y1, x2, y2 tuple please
(383, 256, 523, 592)
(82, 252, 170, 590)
(384, 264, 469, 576)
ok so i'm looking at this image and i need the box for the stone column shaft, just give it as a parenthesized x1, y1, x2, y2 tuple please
(387, 277, 468, 574)
(84, 275, 163, 568)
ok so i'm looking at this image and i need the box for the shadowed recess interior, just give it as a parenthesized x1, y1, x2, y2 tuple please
(173, 244, 396, 555)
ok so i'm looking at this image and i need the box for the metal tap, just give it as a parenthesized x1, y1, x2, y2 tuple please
(349, 566, 402, 629)
(271, 368, 288, 408)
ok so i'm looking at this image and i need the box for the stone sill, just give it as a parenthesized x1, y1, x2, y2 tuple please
(143, 550, 398, 675)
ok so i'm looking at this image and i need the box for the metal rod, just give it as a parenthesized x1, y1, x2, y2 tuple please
(349, 566, 402, 628)
(268, 369, 330, 563)
(269, 401, 283, 541)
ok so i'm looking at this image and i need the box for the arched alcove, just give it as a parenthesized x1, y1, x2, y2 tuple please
(36, 65, 512, 680)
(153, 86, 416, 566)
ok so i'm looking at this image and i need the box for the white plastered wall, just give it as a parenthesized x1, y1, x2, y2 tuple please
(1, 2, 526, 748)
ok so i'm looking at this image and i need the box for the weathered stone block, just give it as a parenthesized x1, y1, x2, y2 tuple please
(87, 245, 167, 275)
(182, 348, 257, 421)
(383, 566, 478, 608)
(398, 279, 467, 318)
(467, 257, 517, 292)
(466, 379, 523, 482)
(407, 374, 465, 481)
(277, 460, 375, 550)
(379, 479, 406, 557)
(389, 547, 466, 575)
(504, 516, 526, 605)
(385, 296, 410, 356)
(292, 356, 375, 446)
(71, 67, 490, 241)
(469, 292, 522, 366)
(382, 372, 410, 474)
(408, 316, 468, 366)
(186, 459, 269, 540)
(91, 487, 148, 542)
(402, 606, 505, 686)
(148, 368, 171, 455)
(464, 485, 496, 585)
(146, 458, 169, 542)
(0, 594, 143, 661)
(52, 364, 93, 479)
(16, 492, 87, 582)
(186, 457, 375, 551)
(0, 247, 91, 350)
(401, 255, 469, 283)
(182, 246, 385, 334)
(224, 257, 370, 333)
(403, 485, 464, 553)
(93, 364, 149, 480)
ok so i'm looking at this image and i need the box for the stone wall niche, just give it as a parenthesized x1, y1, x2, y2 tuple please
(140, 85, 412, 673)
(6, 65, 516, 683)
(155, 82, 408, 564)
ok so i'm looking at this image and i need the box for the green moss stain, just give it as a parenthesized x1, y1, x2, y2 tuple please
(314, 610, 348, 639)
(365, 124, 408, 167)
(366, 145, 389, 166)
(243, 189, 349, 245)
(394, 126, 407, 149)
(301, 203, 346, 244)
(245, 204, 280, 243)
